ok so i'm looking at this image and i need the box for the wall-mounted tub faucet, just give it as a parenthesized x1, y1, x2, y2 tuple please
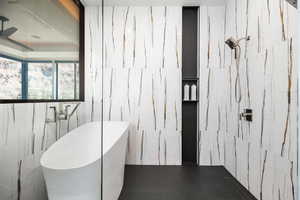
(58, 103, 81, 121)
(46, 103, 81, 123)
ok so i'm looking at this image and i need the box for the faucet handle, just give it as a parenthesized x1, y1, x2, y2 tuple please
(239, 109, 253, 122)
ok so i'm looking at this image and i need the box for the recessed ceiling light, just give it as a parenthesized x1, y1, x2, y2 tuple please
(31, 35, 41, 39)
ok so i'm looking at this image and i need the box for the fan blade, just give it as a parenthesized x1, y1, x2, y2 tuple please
(0, 27, 17, 37)
(7, 38, 34, 51)
(0, 16, 9, 22)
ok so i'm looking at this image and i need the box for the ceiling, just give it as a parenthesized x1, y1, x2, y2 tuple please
(0, 0, 79, 53)
(81, 0, 225, 6)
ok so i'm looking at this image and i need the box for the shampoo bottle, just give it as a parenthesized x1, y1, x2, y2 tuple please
(184, 84, 190, 101)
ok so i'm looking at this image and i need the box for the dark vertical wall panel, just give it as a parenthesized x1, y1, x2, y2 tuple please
(182, 7, 198, 77)
(182, 7, 198, 165)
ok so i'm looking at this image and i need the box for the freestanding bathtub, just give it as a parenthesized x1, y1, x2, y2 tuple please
(40, 121, 129, 200)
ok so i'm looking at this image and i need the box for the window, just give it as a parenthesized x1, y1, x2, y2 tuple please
(57, 62, 79, 100)
(28, 62, 54, 99)
(0, 0, 84, 103)
(0, 55, 80, 101)
(0, 57, 22, 99)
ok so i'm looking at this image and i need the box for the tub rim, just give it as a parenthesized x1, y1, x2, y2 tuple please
(40, 121, 129, 171)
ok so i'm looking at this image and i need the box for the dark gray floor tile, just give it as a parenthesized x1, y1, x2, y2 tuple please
(118, 165, 257, 200)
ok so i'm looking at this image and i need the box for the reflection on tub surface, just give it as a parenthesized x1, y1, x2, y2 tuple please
(41, 121, 129, 200)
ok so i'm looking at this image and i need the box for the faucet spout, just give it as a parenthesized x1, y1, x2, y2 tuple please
(58, 103, 81, 121)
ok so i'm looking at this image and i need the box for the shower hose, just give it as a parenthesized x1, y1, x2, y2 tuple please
(235, 45, 242, 103)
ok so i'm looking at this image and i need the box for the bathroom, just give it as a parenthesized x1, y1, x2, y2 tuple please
(0, 0, 298, 199)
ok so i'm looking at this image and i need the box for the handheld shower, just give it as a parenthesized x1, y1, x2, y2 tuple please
(225, 36, 250, 103)
(225, 36, 250, 58)
(225, 36, 250, 49)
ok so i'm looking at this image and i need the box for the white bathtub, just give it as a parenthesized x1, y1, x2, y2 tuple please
(40, 121, 129, 200)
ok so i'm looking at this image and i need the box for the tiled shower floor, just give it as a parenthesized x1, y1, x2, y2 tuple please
(118, 165, 257, 200)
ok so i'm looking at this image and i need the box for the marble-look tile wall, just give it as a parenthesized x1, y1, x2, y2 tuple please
(0, 5, 182, 200)
(102, 7, 182, 165)
(199, 1, 298, 200)
(0, 6, 103, 200)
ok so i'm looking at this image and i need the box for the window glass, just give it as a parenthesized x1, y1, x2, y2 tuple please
(58, 63, 78, 99)
(28, 63, 54, 99)
(0, 0, 82, 102)
(0, 58, 79, 100)
(0, 57, 22, 99)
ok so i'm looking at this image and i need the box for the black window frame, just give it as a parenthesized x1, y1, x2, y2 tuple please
(0, 1, 85, 104)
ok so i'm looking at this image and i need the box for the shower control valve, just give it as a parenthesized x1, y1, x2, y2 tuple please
(239, 109, 253, 122)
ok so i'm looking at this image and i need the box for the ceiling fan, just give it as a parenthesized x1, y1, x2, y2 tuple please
(0, 16, 33, 51)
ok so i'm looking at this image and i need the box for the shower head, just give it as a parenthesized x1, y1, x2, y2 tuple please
(225, 37, 238, 49)
(225, 36, 250, 49)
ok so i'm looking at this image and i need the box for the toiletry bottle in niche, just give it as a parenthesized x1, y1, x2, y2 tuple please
(191, 84, 197, 101)
(184, 84, 190, 101)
